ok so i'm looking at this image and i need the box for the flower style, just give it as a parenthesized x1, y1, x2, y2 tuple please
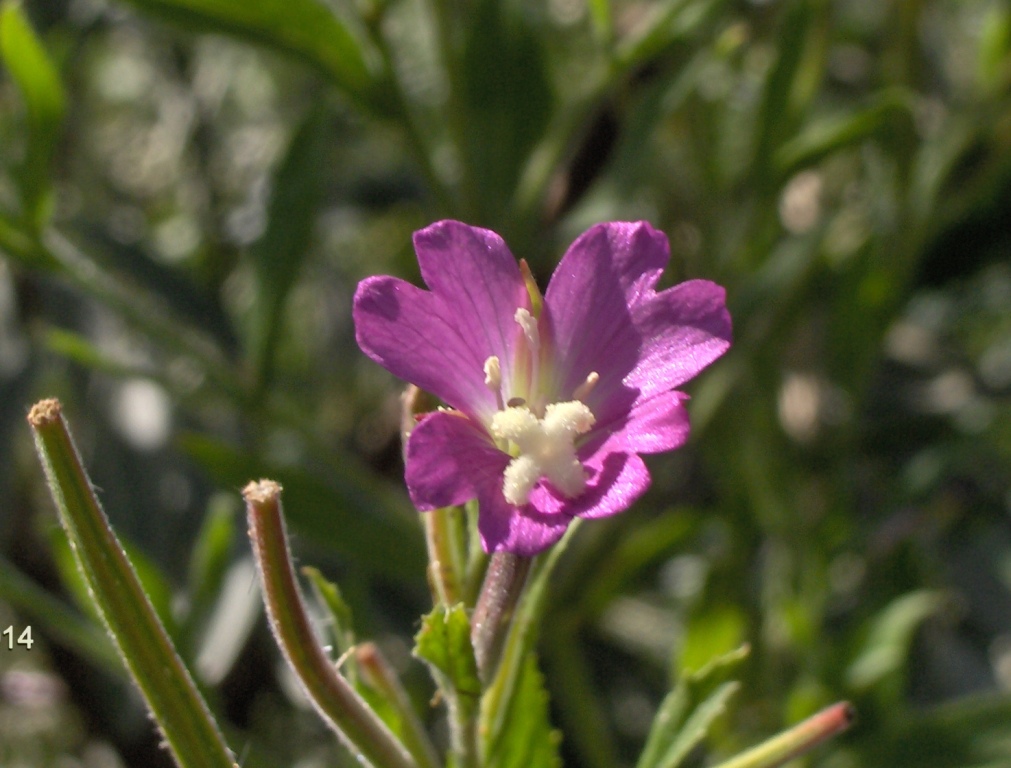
(353, 220, 732, 556)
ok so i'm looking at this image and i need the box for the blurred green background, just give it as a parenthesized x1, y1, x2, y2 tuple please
(1, 0, 1010, 766)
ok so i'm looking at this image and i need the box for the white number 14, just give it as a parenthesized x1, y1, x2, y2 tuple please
(2, 625, 33, 650)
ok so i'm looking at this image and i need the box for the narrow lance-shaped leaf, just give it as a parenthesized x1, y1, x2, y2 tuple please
(249, 104, 330, 393)
(0, 0, 66, 232)
(27, 399, 235, 768)
(637, 645, 750, 768)
(117, 0, 388, 113)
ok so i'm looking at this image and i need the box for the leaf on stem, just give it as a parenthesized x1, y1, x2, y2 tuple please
(636, 645, 749, 768)
(483, 653, 561, 768)
(414, 604, 480, 700)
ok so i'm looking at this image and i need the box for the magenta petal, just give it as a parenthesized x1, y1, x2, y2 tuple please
(601, 389, 691, 454)
(404, 411, 507, 510)
(413, 221, 530, 401)
(529, 449, 651, 521)
(543, 221, 670, 408)
(476, 488, 570, 556)
(354, 277, 497, 416)
(628, 279, 732, 397)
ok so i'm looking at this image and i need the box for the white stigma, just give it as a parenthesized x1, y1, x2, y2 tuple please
(484, 355, 504, 409)
(489, 401, 595, 506)
(514, 308, 540, 351)
(483, 356, 501, 390)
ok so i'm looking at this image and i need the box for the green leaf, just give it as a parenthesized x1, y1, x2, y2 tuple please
(249, 104, 330, 392)
(773, 90, 915, 179)
(678, 606, 747, 676)
(614, 0, 729, 72)
(414, 604, 480, 699)
(119, 0, 386, 112)
(637, 645, 749, 768)
(846, 589, 947, 695)
(179, 432, 425, 583)
(480, 522, 581, 758)
(586, 0, 612, 43)
(460, 0, 552, 226)
(977, 5, 1011, 95)
(187, 495, 235, 608)
(0, 0, 66, 228)
(184, 493, 237, 650)
(303, 566, 356, 661)
(44, 327, 159, 381)
(485, 654, 562, 768)
(190, 556, 261, 686)
(750, 0, 817, 184)
(869, 692, 1011, 768)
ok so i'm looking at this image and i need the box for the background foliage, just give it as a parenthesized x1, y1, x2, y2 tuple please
(1, 0, 1010, 766)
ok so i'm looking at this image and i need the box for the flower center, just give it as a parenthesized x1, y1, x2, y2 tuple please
(489, 401, 595, 506)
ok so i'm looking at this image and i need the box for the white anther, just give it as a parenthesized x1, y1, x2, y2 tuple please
(489, 401, 595, 506)
(572, 371, 600, 402)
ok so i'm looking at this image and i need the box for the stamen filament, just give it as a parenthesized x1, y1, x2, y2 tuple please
(514, 308, 541, 408)
(572, 372, 599, 402)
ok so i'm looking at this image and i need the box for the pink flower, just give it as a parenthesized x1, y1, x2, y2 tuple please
(353, 220, 731, 556)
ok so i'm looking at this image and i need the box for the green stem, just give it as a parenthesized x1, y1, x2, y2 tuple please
(479, 520, 581, 756)
(28, 399, 235, 768)
(711, 703, 856, 768)
(423, 507, 468, 607)
(243, 480, 418, 768)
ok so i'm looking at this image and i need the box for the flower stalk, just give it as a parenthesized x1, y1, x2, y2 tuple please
(470, 551, 531, 683)
(244, 479, 418, 768)
(27, 398, 235, 768)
